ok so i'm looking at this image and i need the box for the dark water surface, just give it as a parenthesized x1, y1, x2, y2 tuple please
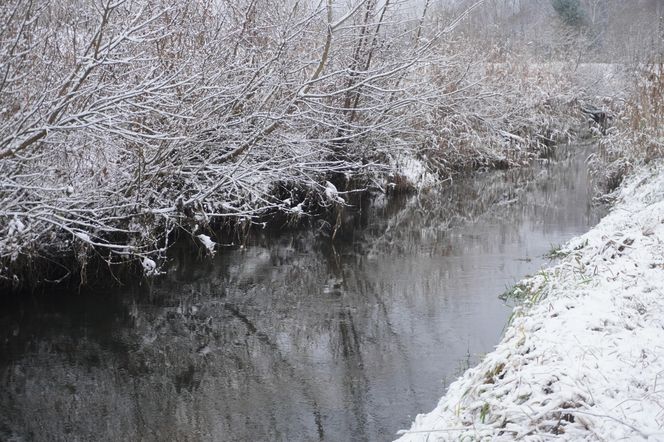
(0, 146, 605, 441)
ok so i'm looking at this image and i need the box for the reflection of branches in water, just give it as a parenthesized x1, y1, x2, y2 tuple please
(323, 242, 419, 429)
(147, 248, 415, 438)
(0, 289, 332, 441)
(354, 147, 595, 258)
(222, 303, 325, 441)
(161, 239, 425, 437)
(335, 307, 371, 440)
(0, 329, 175, 441)
(128, 288, 332, 438)
(358, 167, 535, 257)
(348, 272, 421, 409)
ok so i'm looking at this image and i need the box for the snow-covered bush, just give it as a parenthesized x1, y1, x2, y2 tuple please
(0, 0, 448, 287)
(0, 0, 612, 289)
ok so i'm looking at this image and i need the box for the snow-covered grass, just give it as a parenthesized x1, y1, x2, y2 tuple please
(397, 160, 664, 441)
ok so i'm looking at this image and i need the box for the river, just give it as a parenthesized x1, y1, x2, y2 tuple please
(0, 145, 605, 441)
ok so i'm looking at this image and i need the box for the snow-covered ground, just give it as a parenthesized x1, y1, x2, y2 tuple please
(397, 160, 664, 441)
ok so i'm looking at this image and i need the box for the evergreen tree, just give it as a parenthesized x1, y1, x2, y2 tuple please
(550, 0, 587, 28)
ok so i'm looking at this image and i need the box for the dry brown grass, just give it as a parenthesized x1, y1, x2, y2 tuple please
(589, 59, 664, 193)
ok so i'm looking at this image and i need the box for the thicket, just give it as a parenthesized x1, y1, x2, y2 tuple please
(590, 59, 664, 192)
(0, 0, 652, 290)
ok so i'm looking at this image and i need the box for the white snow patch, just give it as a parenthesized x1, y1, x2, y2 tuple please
(392, 152, 437, 190)
(324, 181, 345, 204)
(397, 160, 664, 441)
(141, 257, 158, 276)
(197, 234, 216, 256)
(290, 201, 305, 214)
(74, 231, 91, 242)
(8, 217, 25, 236)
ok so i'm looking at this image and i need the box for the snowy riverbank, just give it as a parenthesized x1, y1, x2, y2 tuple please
(397, 160, 664, 441)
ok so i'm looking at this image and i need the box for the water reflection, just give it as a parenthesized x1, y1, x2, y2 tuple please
(0, 146, 605, 441)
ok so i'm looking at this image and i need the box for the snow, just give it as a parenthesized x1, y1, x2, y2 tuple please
(324, 181, 345, 204)
(196, 234, 216, 256)
(397, 160, 664, 441)
(7, 217, 25, 236)
(141, 257, 158, 276)
(290, 201, 305, 214)
(74, 231, 90, 242)
(391, 152, 437, 190)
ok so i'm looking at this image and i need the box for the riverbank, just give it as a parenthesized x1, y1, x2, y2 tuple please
(397, 160, 664, 441)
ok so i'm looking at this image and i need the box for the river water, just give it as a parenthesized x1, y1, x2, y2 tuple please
(0, 146, 605, 441)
